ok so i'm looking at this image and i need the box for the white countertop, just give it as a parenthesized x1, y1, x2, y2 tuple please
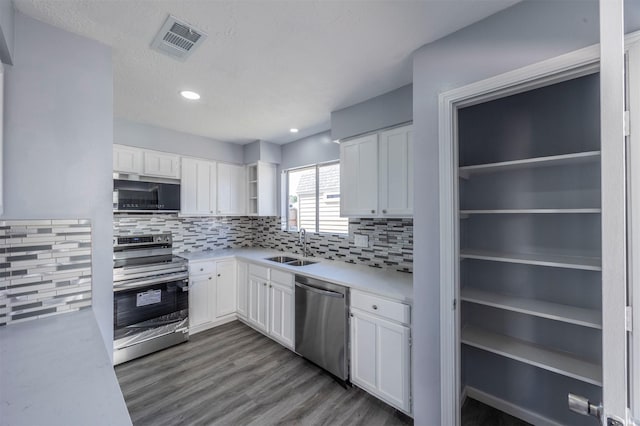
(0, 309, 132, 426)
(179, 248, 413, 303)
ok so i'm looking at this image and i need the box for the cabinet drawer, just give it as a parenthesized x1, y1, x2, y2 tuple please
(270, 269, 293, 287)
(351, 290, 410, 324)
(249, 264, 269, 280)
(190, 261, 216, 276)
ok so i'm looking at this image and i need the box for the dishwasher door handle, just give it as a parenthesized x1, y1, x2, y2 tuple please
(295, 281, 344, 298)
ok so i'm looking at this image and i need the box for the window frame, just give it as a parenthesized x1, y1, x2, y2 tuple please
(283, 160, 347, 235)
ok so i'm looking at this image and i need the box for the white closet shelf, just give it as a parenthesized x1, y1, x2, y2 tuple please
(460, 208, 601, 215)
(458, 151, 601, 178)
(462, 326, 602, 386)
(459, 249, 601, 271)
(460, 288, 601, 329)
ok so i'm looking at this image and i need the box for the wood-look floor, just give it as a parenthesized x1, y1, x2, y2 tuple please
(115, 320, 412, 426)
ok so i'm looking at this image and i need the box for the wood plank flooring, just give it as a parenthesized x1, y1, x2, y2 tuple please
(115, 320, 411, 426)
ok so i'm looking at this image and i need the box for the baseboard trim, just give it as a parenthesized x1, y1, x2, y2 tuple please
(460, 386, 468, 408)
(465, 386, 563, 426)
(189, 314, 238, 335)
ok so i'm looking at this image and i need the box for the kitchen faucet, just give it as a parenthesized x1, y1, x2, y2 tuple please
(298, 228, 310, 257)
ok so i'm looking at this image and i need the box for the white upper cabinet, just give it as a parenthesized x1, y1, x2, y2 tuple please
(217, 163, 246, 215)
(247, 161, 277, 216)
(340, 124, 413, 217)
(143, 150, 180, 179)
(114, 145, 179, 179)
(113, 144, 143, 174)
(340, 134, 379, 216)
(181, 157, 217, 216)
(379, 125, 413, 216)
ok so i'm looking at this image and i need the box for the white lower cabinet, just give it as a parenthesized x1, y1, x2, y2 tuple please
(350, 291, 412, 414)
(268, 279, 294, 349)
(248, 274, 269, 332)
(189, 274, 214, 331)
(237, 261, 249, 318)
(241, 264, 294, 349)
(188, 259, 237, 334)
(215, 260, 236, 318)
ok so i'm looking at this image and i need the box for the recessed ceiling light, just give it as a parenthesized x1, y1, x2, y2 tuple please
(180, 90, 200, 100)
(290, 128, 299, 133)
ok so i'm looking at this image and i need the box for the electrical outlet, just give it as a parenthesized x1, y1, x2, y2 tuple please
(354, 234, 368, 247)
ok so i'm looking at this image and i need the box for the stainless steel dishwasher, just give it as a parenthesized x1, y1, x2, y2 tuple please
(294, 275, 349, 381)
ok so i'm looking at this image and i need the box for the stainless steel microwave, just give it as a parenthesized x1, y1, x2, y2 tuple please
(113, 178, 180, 212)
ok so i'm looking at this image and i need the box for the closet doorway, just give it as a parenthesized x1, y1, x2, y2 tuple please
(439, 34, 640, 426)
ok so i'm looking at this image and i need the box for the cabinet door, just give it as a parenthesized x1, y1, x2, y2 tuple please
(237, 262, 248, 318)
(376, 315, 411, 412)
(143, 151, 180, 178)
(269, 281, 294, 348)
(215, 260, 236, 317)
(113, 145, 143, 174)
(217, 163, 246, 215)
(350, 310, 411, 413)
(248, 275, 268, 332)
(379, 125, 413, 216)
(340, 135, 379, 216)
(189, 274, 214, 331)
(351, 310, 379, 391)
(181, 158, 215, 215)
(257, 162, 277, 216)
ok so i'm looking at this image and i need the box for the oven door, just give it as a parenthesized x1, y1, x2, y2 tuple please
(113, 274, 188, 340)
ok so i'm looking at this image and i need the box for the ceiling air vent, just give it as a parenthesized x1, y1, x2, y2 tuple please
(151, 15, 207, 61)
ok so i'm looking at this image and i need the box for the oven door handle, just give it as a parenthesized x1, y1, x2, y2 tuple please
(114, 273, 189, 292)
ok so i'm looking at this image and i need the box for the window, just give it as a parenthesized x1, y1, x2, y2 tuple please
(285, 161, 348, 234)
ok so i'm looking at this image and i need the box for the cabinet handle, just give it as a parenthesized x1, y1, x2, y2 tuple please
(350, 313, 354, 317)
(208, 277, 212, 280)
(382, 209, 387, 214)
(200, 268, 204, 272)
(269, 285, 272, 288)
(371, 209, 375, 214)
(217, 274, 221, 277)
(263, 283, 267, 286)
(372, 304, 378, 310)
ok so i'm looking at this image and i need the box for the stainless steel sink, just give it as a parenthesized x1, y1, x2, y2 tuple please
(264, 256, 318, 267)
(286, 259, 317, 267)
(265, 256, 298, 263)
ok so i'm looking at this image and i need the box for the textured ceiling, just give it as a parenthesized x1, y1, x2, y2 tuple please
(14, 0, 518, 144)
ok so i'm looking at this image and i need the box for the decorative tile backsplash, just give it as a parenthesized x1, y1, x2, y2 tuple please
(113, 215, 255, 252)
(253, 217, 413, 272)
(114, 215, 413, 272)
(0, 219, 93, 326)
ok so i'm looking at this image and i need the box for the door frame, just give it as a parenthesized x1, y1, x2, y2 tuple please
(628, 38, 640, 424)
(438, 32, 640, 426)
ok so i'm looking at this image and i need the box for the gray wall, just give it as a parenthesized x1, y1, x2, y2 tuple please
(412, 1, 640, 424)
(280, 131, 338, 170)
(331, 84, 412, 141)
(243, 140, 260, 164)
(0, 0, 14, 65)
(2, 12, 113, 354)
(115, 118, 244, 164)
(259, 140, 282, 164)
(242, 140, 283, 165)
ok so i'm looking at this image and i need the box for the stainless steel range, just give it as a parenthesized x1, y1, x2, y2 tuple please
(112, 233, 189, 365)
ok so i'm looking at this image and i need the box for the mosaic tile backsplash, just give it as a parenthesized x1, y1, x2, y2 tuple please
(0, 219, 93, 326)
(114, 215, 413, 273)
